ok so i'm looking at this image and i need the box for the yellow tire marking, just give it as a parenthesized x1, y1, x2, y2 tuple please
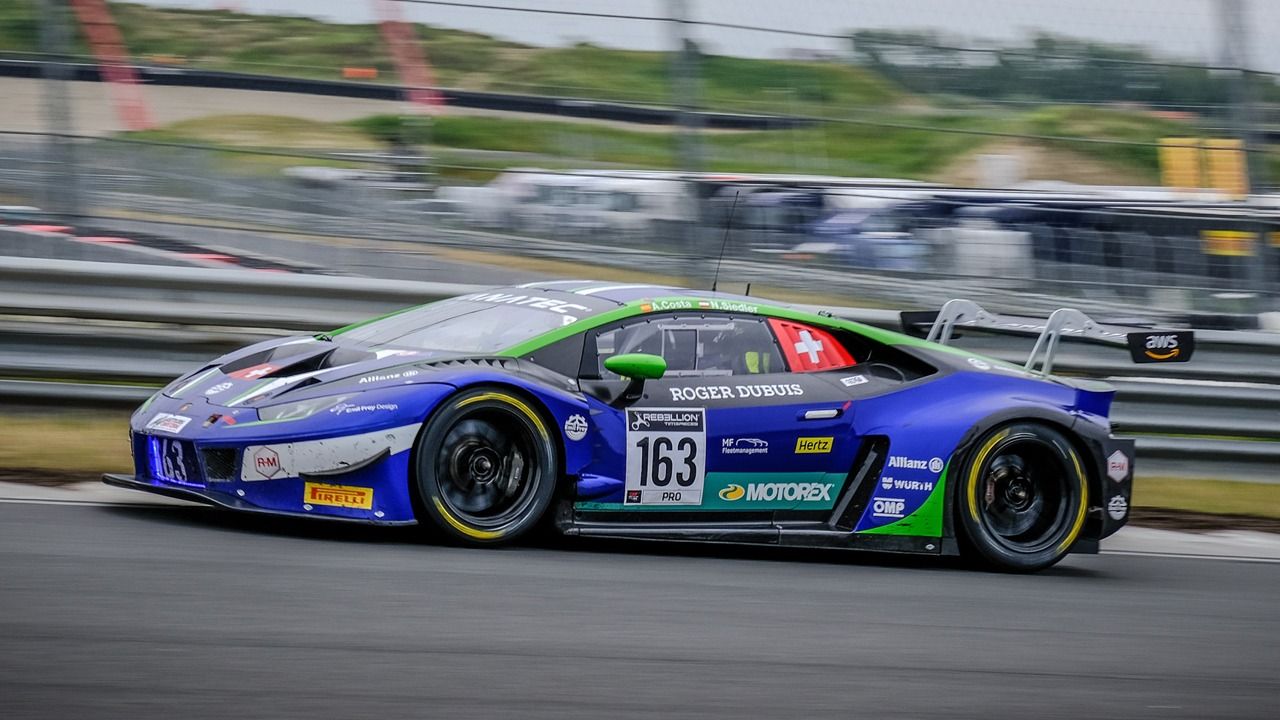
(966, 429, 1010, 523)
(1057, 447, 1089, 553)
(432, 497, 503, 541)
(456, 391, 549, 441)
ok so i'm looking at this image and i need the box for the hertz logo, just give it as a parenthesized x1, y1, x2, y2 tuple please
(305, 482, 373, 510)
(719, 484, 745, 501)
(795, 437, 833, 454)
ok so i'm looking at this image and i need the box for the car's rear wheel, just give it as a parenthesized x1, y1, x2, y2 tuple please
(414, 387, 558, 545)
(956, 422, 1088, 572)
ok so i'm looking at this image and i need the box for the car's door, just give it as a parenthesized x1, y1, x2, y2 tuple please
(575, 312, 862, 517)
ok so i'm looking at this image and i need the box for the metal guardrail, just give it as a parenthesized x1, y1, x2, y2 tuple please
(2, 256, 1277, 480)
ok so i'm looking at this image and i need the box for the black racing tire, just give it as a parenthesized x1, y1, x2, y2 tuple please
(413, 387, 558, 545)
(955, 422, 1089, 573)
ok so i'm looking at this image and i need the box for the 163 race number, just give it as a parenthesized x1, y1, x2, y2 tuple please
(625, 408, 705, 505)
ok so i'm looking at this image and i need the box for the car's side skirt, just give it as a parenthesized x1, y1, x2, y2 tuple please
(560, 516, 947, 555)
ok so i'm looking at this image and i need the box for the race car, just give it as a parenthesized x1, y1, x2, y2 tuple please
(104, 282, 1191, 572)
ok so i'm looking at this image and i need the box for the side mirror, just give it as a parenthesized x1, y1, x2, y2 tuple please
(604, 353, 667, 380)
(602, 353, 666, 406)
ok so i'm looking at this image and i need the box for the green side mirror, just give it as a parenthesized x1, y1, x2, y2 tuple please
(604, 353, 667, 381)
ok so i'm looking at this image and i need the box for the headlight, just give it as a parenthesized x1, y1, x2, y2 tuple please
(257, 394, 355, 422)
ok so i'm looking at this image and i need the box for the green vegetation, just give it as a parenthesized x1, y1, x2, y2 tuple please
(130, 110, 1163, 183)
(3, 2, 1266, 182)
(1135, 477, 1280, 520)
(0, 2, 900, 115)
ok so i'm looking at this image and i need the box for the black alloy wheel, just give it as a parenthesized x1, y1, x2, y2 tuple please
(414, 388, 558, 544)
(957, 422, 1088, 572)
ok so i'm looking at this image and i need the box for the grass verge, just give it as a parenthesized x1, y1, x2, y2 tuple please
(127, 109, 1172, 183)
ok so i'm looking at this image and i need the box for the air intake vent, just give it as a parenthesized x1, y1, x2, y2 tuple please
(201, 448, 239, 482)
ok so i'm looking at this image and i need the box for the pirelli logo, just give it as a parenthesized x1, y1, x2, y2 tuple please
(305, 482, 373, 510)
(795, 437, 834, 454)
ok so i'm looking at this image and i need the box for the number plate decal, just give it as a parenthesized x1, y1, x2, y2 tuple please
(625, 408, 706, 506)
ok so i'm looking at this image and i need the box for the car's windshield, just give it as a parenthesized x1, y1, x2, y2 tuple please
(333, 294, 591, 354)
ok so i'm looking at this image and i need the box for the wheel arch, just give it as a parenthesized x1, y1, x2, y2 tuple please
(941, 406, 1102, 546)
(408, 380, 572, 515)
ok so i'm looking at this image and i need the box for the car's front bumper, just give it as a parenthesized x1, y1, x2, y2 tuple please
(102, 473, 418, 525)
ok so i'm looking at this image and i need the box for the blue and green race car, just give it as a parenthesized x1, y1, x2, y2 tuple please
(106, 281, 1190, 571)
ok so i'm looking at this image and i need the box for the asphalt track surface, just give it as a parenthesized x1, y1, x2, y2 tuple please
(1, 502, 1277, 720)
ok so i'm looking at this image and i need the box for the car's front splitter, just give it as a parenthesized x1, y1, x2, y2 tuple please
(102, 473, 418, 526)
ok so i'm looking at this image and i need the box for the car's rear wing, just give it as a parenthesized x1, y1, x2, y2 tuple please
(900, 299, 1195, 376)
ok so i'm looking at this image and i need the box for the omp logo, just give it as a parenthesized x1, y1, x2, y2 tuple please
(872, 498, 906, 519)
(719, 484, 746, 501)
(305, 482, 373, 510)
(1144, 334, 1181, 360)
(795, 437, 833, 454)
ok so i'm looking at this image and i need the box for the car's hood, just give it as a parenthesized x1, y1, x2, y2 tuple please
(162, 335, 468, 408)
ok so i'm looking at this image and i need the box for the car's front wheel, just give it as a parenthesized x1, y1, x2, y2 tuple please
(956, 422, 1089, 572)
(414, 387, 558, 544)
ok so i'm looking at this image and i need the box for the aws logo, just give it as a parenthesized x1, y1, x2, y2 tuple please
(719, 484, 746, 501)
(1144, 334, 1180, 360)
(1126, 331, 1194, 364)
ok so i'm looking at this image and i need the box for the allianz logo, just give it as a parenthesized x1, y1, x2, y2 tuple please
(887, 455, 945, 473)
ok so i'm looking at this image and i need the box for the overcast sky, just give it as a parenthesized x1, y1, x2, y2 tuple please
(143, 0, 1280, 73)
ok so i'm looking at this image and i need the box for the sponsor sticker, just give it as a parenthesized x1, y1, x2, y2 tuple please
(204, 381, 233, 396)
(668, 383, 804, 402)
(251, 447, 283, 479)
(564, 414, 589, 441)
(887, 455, 944, 473)
(879, 476, 935, 492)
(795, 437, 833, 454)
(719, 481, 833, 503)
(145, 413, 191, 435)
(721, 437, 768, 455)
(624, 408, 706, 505)
(359, 370, 419, 385)
(872, 497, 906, 519)
(1107, 450, 1130, 482)
(840, 374, 869, 387)
(329, 402, 399, 416)
(1126, 331, 1195, 364)
(1108, 495, 1129, 521)
(461, 292, 590, 323)
(719, 484, 746, 501)
(305, 482, 374, 510)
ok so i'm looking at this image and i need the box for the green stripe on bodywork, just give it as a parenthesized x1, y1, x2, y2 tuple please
(499, 295, 961, 358)
(328, 300, 439, 337)
(858, 462, 948, 537)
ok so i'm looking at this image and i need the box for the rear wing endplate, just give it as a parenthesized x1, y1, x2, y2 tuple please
(903, 299, 1195, 376)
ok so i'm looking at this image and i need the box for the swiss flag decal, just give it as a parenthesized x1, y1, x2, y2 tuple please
(228, 363, 281, 380)
(769, 319, 855, 372)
